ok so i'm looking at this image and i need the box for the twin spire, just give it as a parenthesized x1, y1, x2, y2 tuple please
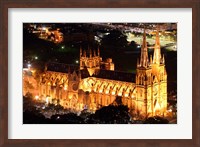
(138, 28, 164, 68)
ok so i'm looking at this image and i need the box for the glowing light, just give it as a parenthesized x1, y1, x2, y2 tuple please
(46, 97, 50, 104)
(23, 68, 28, 71)
(64, 86, 67, 90)
(99, 89, 102, 93)
(75, 60, 79, 64)
(105, 90, 109, 94)
(35, 95, 39, 100)
(125, 93, 128, 97)
(35, 56, 38, 60)
(118, 93, 122, 96)
(112, 91, 115, 95)
(27, 64, 31, 68)
(42, 27, 46, 31)
(168, 109, 172, 112)
(68, 95, 72, 99)
(79, 103, 83, 109)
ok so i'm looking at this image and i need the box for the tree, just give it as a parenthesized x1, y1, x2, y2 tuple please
(144, 116, 169, 124)
(101, 30, 128, 51)
(50, 113, 84, 124)
(86, 104, 131, 124)
(129, 41, 137, 49)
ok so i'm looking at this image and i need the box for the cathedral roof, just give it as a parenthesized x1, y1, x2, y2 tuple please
(46, 62, 79, 73)
(79, 68, 136, 83)
(46, 62, 136, 83)
(93, 69, 136, 83)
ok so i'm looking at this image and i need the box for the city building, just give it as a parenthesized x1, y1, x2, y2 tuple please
(38, 29, 167, 117)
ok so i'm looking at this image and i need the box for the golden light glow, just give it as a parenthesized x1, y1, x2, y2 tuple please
(124, 93, 128, 97)
(36, 30, 168, 117)
(35, 95, 39, 100)
(118, 93, 122, 96)
(45, 97, 49, 103)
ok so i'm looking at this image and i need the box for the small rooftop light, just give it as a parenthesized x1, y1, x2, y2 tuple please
(27, 64, 31, 68)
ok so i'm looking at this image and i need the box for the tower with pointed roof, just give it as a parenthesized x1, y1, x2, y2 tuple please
(136, 29, 153, 117)
(151, 29, 167, 116)
(135, 28, 167, 117)
(79, 46, 102, 76)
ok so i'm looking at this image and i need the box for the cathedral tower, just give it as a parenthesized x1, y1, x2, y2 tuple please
(151, 29, 167, 115)
(80, 46, 102, 76)
(136, 29, 152, 117)
(153, 31, 161, 65)
(135, 28, 167, 117)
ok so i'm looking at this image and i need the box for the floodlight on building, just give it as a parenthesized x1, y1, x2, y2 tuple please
(35, 95, 39, 100)
(112, 91, 115, 95)
(125, 93, 128, 97)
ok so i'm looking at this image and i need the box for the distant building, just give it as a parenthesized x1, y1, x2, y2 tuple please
(38, 29, 167, 117)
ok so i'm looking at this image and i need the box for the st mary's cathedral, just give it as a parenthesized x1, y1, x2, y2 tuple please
(39, 30, 167, 117)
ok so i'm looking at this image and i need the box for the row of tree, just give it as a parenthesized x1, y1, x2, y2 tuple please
(23, 95, 169, 124)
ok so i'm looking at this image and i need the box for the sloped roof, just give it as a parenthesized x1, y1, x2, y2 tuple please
(93, 69, 136, 83)
(46, 62, 79, 74)
(46, 62, 136, 83)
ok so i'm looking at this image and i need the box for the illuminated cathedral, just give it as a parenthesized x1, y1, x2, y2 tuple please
(39, 30, 167, 117)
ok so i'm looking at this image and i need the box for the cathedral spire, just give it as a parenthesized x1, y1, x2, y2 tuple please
(153, 28, 161, 65)
(162, 55, 165, 64)
(83, 49, 86, 57)
(80, 46, 82, 57)
(89, 46, 92, 58)
(139, 28, 149, 68)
